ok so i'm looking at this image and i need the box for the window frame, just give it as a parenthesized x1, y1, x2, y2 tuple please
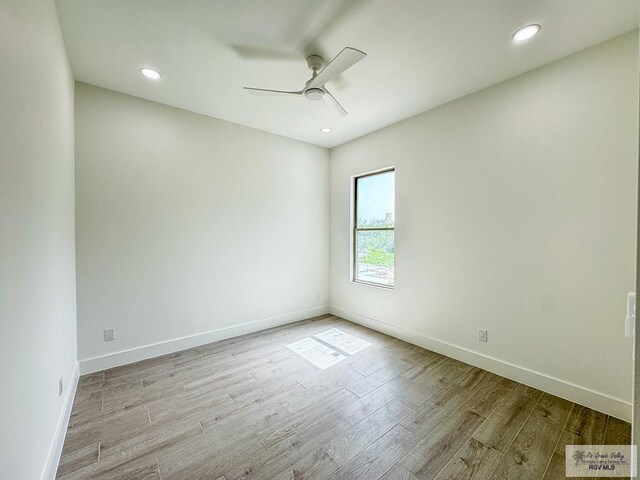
(352, 167, 395, 289)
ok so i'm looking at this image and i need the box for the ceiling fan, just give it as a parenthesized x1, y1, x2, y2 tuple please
(243, 47, 366, 117)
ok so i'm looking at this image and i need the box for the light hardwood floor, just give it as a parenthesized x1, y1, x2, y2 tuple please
(57, 315, 631, 480)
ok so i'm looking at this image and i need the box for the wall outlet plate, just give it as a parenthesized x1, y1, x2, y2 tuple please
(104, 328, 115, 342)
(58, 377, 63, 396)
(478, 329, 488, 343)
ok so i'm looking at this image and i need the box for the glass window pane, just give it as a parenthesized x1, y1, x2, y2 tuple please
(356, 171, 395, 228)
(355, 230, 394, 286)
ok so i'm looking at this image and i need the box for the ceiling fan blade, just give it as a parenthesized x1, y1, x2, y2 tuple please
(309, 47, 366, 88)
(323, 89, 348, 117)
(243, 87, 303, 96)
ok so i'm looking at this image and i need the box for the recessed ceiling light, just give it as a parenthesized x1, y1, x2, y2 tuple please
(512, 24, 541, 43)
(140, 67, 162, 80)
(320, 127, 332, 133)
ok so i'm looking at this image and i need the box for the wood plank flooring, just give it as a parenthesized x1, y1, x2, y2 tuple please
(57, 315, 631, 480)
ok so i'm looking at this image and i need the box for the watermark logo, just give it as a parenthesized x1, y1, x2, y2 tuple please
(565, 445, 636, 477)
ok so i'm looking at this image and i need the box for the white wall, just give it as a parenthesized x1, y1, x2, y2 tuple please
(330, 32, 638, 420)
(633, 27, 640, 450)
(0, 1, 78, 479)
(75, 83, 330, 371)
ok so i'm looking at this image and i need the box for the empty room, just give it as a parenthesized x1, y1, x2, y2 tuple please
(2, 1, 640, 479)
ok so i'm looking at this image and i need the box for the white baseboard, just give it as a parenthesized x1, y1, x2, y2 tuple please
(79, 305, 330, 374)
(41, 361, 79, 480)
(331, 305, 631, 422)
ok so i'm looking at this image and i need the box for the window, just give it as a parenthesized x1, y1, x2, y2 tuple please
(353, 168, 395, 288)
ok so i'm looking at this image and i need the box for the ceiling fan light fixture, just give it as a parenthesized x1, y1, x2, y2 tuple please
(304, 88, 325, 101)
(320, 127, 332, 133)
(140, 67, 162, 80)
(512, 24, 541, 43)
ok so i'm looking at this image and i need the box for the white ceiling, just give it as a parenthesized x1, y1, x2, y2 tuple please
(55, 0, 638, 148)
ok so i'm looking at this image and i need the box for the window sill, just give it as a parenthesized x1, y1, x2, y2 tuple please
(352, 280, 394, 291)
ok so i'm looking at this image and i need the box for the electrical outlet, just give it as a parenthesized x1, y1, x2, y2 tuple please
(58, 377, 63, 396)
(104, 328, 115, 342)
(478, 329, 488, 343)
